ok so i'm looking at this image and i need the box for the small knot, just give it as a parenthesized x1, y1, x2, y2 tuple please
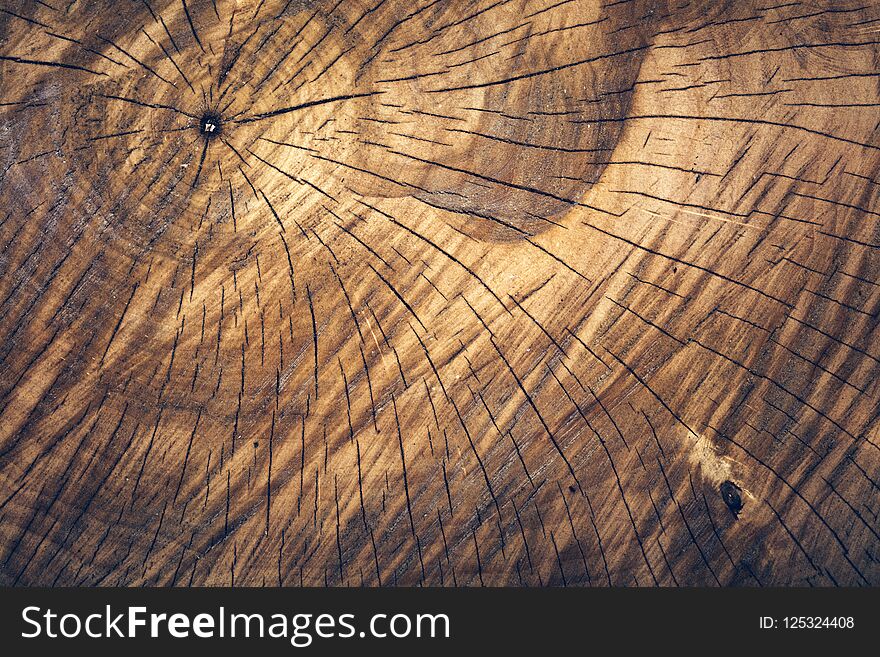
(719, 480, 743, 515)
(199, 111, 222, 139)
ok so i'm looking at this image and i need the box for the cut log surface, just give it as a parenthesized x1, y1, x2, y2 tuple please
(1, 0, 879, 587)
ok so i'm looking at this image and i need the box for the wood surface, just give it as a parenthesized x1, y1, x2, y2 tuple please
(1, 0, 879, 587)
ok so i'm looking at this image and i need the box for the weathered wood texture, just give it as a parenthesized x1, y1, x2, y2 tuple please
(1, 0, 879, 587)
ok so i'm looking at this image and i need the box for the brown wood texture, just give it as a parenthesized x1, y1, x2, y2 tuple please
(1, 0, 879, 587)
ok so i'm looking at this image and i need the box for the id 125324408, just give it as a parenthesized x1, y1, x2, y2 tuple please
(759, 617, 855, 630)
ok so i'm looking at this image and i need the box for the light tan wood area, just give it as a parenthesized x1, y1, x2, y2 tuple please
(1, 0, 879, 586)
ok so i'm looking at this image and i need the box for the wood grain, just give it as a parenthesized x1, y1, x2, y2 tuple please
(1, 0, 879, 586)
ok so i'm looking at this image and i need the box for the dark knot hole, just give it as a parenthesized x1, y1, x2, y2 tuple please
(199, 112, 222, 139)
(719, 480, 744, 515)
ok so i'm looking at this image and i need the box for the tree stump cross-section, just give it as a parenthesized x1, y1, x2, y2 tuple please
(0, 0, 879, 586)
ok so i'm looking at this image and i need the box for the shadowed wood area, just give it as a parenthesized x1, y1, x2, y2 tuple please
(1, 0, 879, 587)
